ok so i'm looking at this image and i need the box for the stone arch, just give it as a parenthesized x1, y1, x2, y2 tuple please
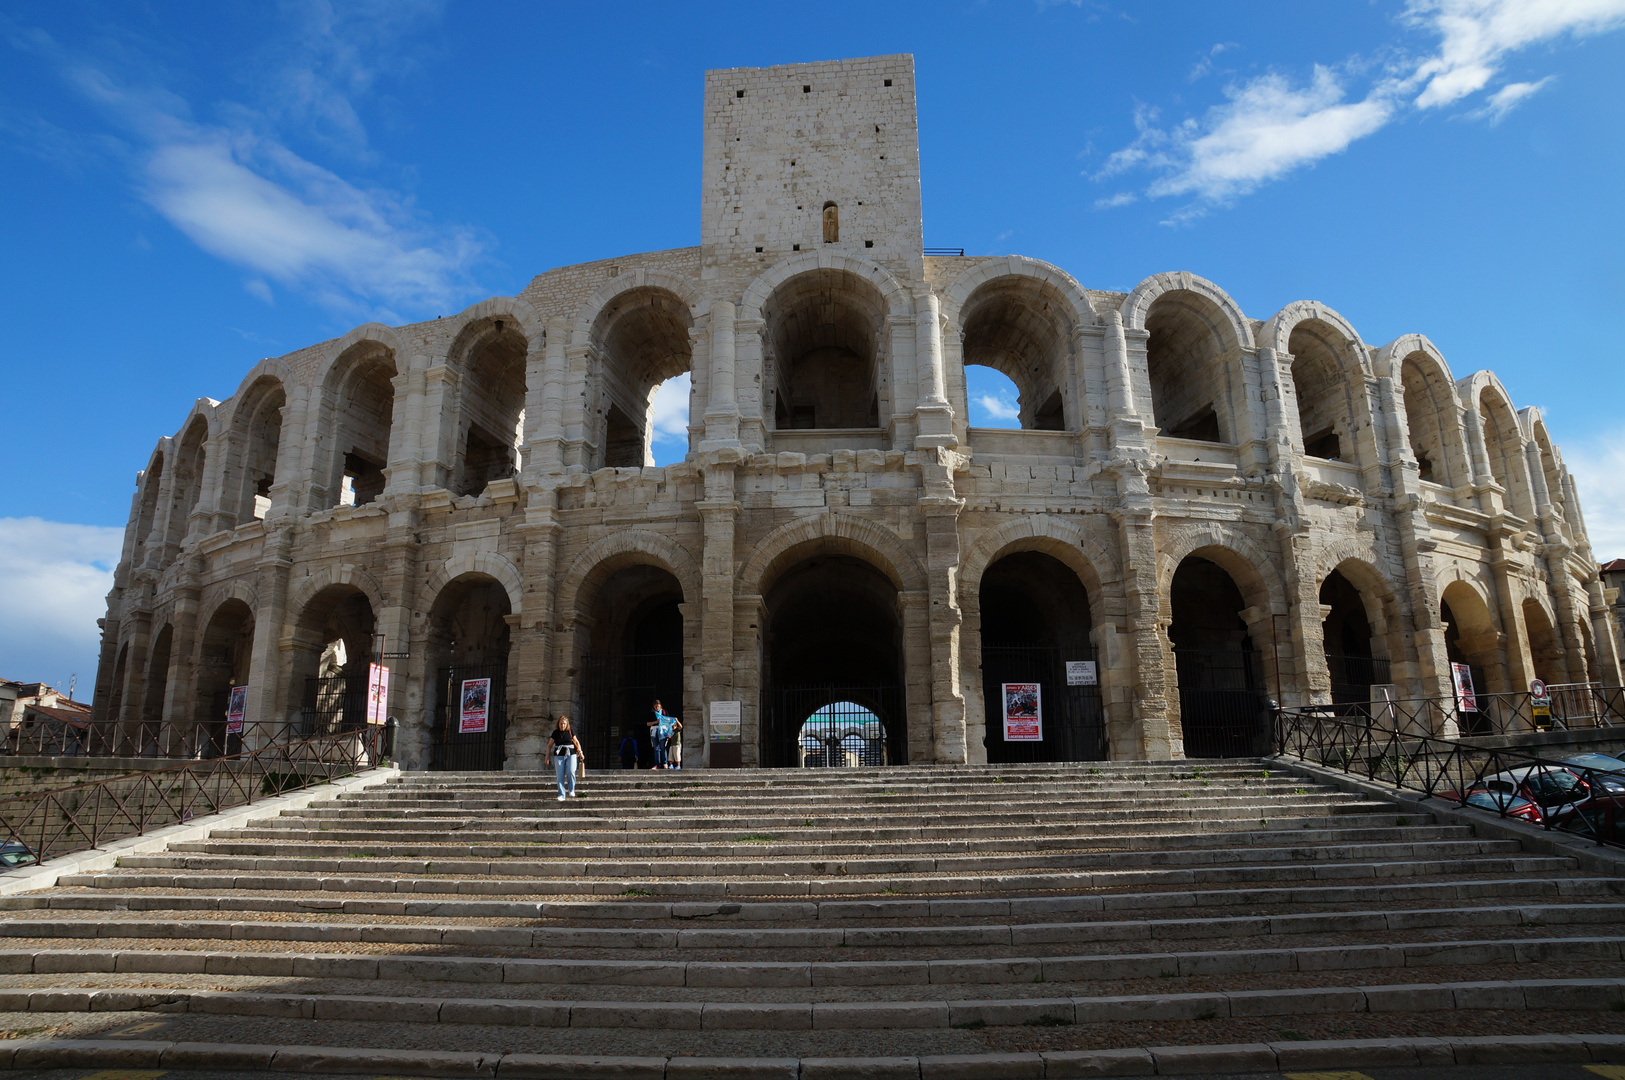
(1439, 575, 1507, 714)
(164, 410, 214, 549)
(1523, 410, 1570, 530)
(960, 516, 1120, 617)
(939, 256, 1099, 331)
(1121, 272, 1255, 351)
(440, 305, 531, 495)
(1264, 302, 1372, 464)
(739, 512, 927, 596)
(199, 578, 260, 621)
(739, 251, 911, 319)
(443, 296, 543, 348)
(556, 529, 701, 622)
(572, 270, 707, 341)
(582, 282, 698, 468)
(1467, 373, 1533, 515)
(309, 324, 406, 392)
(417, 551, 524, 616)
(284, 563, 388, 628)
(754, 264, 895, 432)
(313, 332, 400, 509)
(1156, 522, 1286, 615)
(133, 444, 168, 561)
(1317, 551, 1408, 697)
(1378, 335, 1471, 488)
(218, 372, 288, 526)
(1260, 301, 1368, 366)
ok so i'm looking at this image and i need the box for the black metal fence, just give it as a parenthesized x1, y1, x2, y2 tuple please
(764, 685, 904, 768)
(301, 672, 369, 735)
(981, 644, 1106, 763)
(580, 652, 685, 770)
(1325, 653, 1392, 707)
(430, 662, 508, 771)
(1174, 646, 1271, 758)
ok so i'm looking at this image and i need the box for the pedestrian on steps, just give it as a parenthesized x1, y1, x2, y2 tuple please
(618, 733, 640, 769)
(648, 699, 678, 769)
(667, 719, 683, 769)
(549, 715, 584, 800)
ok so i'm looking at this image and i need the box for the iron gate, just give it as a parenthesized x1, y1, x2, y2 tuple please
(764, 685, 903, 768)
(1174, 647, 1271, 758)
(1326, 654, 1393, 709)
(301, 672, 368, 736)
(981, 644, 1106, 763)
(580, 652, 685, 770)
(431, 661, 508, 771)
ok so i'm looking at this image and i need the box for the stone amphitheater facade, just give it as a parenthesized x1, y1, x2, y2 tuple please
(91, 55, 1620, 771)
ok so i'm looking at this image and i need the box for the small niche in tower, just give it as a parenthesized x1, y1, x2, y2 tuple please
(822, 202, 839, 243)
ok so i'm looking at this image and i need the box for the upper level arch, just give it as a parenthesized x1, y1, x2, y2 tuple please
(1523, 409, 1570, 530)
(947, 265, 1093, 432)
(1275, 307, 1369, 464)
(758, 265, 893, 432)
(1378, 335, 1471, 489)
(445, 312, 529, 495)
(133, 445, 167, 565)
(739, 511, 927, 597)
(1125, 275, 1251, 445)
(218, 373, 287, 526)
(1467, 373, 1533, 515)
(586, 284, 696, 468)
(164, 410, 212, 550)
(314, 335, 399, 509)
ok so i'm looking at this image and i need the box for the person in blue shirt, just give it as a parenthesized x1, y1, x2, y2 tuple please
(647, 699, 680, 769)
(618, 733, 639, 769)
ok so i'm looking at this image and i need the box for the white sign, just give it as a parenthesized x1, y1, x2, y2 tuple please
(1002, 682, 1043, 742)
(1065, 660, 1097, 687)
(709, 700, 742, 743)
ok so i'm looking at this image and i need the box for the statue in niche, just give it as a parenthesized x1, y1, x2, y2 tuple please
(822, 203, 839, 243)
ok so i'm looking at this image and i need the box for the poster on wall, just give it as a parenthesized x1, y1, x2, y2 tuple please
(1002, 682, 1043, 742)
(366, 663, 390, 725)
(1065, 661, 1097, 686)
(225, 686, 247, 735)
(708, 700, 742, 743)
(1451, 662, 1478, 713)
(459, 678, 491, 734)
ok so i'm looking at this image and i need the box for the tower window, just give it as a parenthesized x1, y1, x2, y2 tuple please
(823, 202, 839, 244)
(802, 85, 810, 93)
(736, 89, 744, 98)
(884, 79, 892, 86)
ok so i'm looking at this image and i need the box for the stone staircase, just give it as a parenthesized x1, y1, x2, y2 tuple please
(3, 760, 1625, 1076)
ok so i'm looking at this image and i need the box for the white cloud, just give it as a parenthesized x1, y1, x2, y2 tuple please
(1094, 192, 1138, 209)
(0, 518, 124, 694)
(244, 278, 274, 305)
(1564, 433, 1625, 561)
(977, 394, 1021, 421)
(1097, 0, 1625, 214)
(649, 373, 691, 443)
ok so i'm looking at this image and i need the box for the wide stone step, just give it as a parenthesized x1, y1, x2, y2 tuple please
(4, 936, 1620, 987)
(4, 903, 1621, 950)
(325, 788, 1346, 811)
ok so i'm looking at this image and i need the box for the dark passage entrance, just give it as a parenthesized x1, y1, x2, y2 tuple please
(1320, 568, 1390, 708)
(761, 555, 906, 767)
(979, 551, 1105, 763)
(580, 566, 685, 770)
(428, 576, 512, 771)
(1169, 556, 1269, 758)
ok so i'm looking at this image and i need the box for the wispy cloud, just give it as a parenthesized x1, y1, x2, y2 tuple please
(1095, 0, 1625, 219)
(1565, 432, 1625, 560)
(5, 6, 484, 321)
(650, 373, 691, 444)
(0, 517, 124, 694)
(977, 394, 1021, 422)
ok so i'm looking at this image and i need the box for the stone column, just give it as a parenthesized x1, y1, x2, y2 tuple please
(913, 290, 956, 449)
(921, 495, 966, 763)
(702, 302, 740, 447)
(733, 593, 764, 767)
(417, 364, 460, 492)
(1461, 404, 1504, 516)
(697, 463, 740, 768)
(734, 316, 767, 453)
(1115, 510, 1175, 759)
(245, 523, 295, 748)
(159, 568, 203, 753)
(899, 589, 934, 764)
(508, 500, 560, 771)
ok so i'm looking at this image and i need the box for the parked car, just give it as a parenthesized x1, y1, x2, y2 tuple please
(1560, 754, 1625, 795)
(1552, 794, 1625, 844)
(1453, 764, 1593, 822)
(0, 841, 37, 870)
(1457, 789, 1541, 821)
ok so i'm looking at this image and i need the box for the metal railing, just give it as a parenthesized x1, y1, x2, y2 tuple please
(0, 724, 387, 866)
(3, 719, 322, 760)
(1274, 703, 1625, 848)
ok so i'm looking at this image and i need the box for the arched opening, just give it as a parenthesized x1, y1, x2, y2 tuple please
(134, 454, 164, 563)
(1522, 599, 1567, 687)
(1400, 355, 1460, 485)
(978, 550, 1104, 763)
(289, 585, 375, 735)
(1145, 292, 1235, 444)
(451, 320, 527, 496)
(822, 202, 839, 243)
(797, 702, 888, 767)
(224, 377, 286, 524)
(194, 599, 254, 757)
(1532, 425, 1569, 535)
(1479, 389, 1531, 515)
(593, 289, 693, 468)
(1320, 568, 1390, 706)
(1169, 556, 1269, 757)
(427, 575, 513, 770)
(648, 372, 692, 467)
(765, 268, 887, 432)
(1288, 322, 1353, 462)
(166, 418, 208, 549)
(323, 343, 397, 508)
(578, 564, 685, 769)
(761, 554, 905, 767)
(960, 277, 1074, 431)
(1440, 581, 1503, 734)
(965, 366, 1022, 428)
(139, 624, 173, 756)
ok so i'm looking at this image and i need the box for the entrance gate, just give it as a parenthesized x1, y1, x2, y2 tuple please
(430, 661, 508, 771)
(981, 644, 1106, 763)
(764, 685, 903, 768)
(1173, 646, 1270, 758)
(581, 651, 684, 770)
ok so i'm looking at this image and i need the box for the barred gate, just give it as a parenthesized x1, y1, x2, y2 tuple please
(981, 644, 1106, 764)
(430, 661, 508, 771)
(1173, 646, 1271, 758)
(580, 652, 684, 770)
(1326, 654, 1393, 710)
(764, 686, 904, 768)
(301, 672, 369, 736)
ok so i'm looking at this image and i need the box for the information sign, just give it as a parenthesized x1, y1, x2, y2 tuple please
(1065, 661, 1097, 687)
(459, 677, 491, 734)
(225, 686, 247, 735)
(1002, 682, 1043, 742)
(709, 700, 742, 743)
(1451, 662, 1478, 713)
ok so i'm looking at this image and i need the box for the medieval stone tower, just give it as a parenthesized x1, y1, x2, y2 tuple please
(92, 55, 1620, 770)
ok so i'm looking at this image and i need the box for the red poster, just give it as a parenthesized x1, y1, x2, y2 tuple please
(366, 663, 390, 725)
(1451, 662, 1477, 713)
(459, 677, 491, 734)
(225, 685, 247, 735)
(1002, 682, 1042, 742)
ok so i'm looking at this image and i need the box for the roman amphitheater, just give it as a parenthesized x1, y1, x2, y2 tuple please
(90, 55, 1620, 772)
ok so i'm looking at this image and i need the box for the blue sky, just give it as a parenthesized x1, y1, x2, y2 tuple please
(2, 0, 1623, 695)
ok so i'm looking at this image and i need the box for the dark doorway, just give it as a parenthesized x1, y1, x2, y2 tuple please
(761, 555, 906, 767)
(580, 566, 685, 770)
(979, 551, 1105, 763)
(1169, 556, 1270, 758)
(1320, 569, 1390, 708)
(1441, 598, 1491, 736)
(428, 576, 512, 770)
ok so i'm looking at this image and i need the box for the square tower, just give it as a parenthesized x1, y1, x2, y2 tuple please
(701, 55, 923, 273)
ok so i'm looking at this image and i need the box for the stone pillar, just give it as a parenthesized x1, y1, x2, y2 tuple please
(1461, 404, 1504, 516)
(1102, 312, 1136, 418)
(733, 593, 764, 767)
(245, 523, 295, 748)
(1115, 511, 1175, 759)
(525, 318, 570, 476)
(698, 463, 740, 767)
(921, 496, 966, 763)
(703, 302, 740, 448)
(899, 589, 933, 764)
(734, 316, 767, 453)
(508, 503, 560, 771)
(160, 568, 203, 753)
(913, 290, 956, 449)
(561, 341, 595, 469)
(418, 364, 460, 492)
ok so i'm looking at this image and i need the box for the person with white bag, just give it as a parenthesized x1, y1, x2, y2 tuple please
(548, 715, 585, 801)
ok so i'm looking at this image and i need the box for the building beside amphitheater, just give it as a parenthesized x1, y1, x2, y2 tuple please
(91, 55, 1620, 770)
